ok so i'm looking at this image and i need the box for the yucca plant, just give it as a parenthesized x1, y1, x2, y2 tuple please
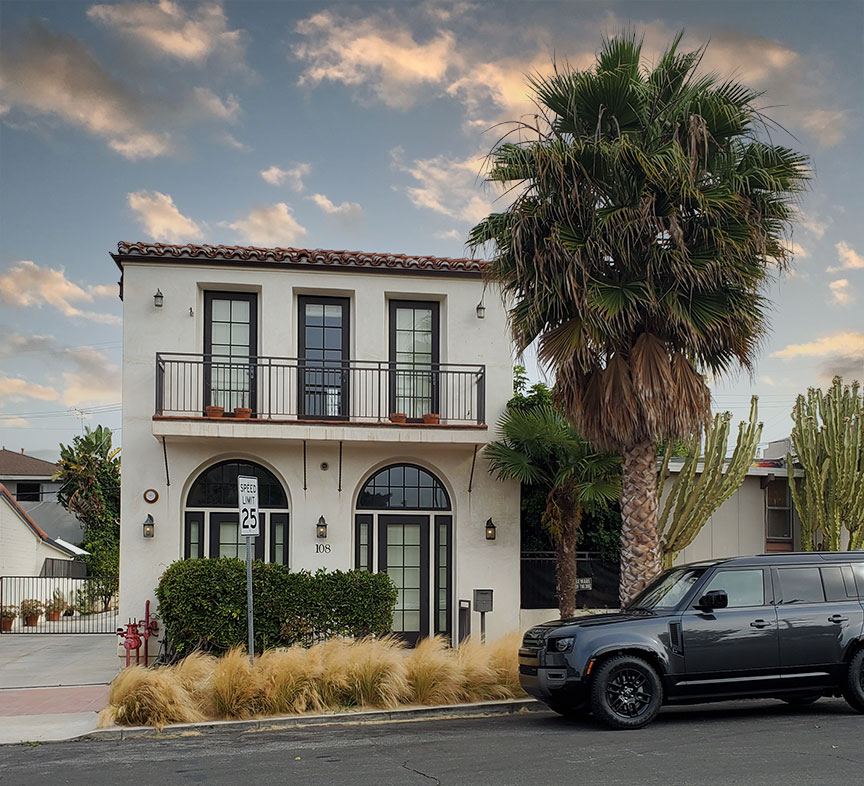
(470, 32, 809, 603)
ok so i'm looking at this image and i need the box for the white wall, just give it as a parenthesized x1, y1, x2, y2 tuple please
(118, 259, 521, 642)
(0, 496, 73, 576)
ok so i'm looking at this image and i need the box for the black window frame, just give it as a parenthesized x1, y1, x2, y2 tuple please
(297, 295, 351, 420)
(203, 290, 258, 416)
(388, 299, 440, 421)
(764, 477, 793, 543)
(357, 463, 451, 511)
(378, 514, 430, 646)
(15, 482, 41, 502)
(434, 514, 452, 640)
(355, 513, 373, 571)
(184, 511, 205, 559)
(269, 512, 289, 566)
(208, 511, 265, 560)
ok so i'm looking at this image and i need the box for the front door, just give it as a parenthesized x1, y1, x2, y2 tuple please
(679, 567, 780, 696)
(208, 512, 265, 560)
(204, 292, 257, 415)
(378, 515, 429, 646)
(298, 296, 349, 419)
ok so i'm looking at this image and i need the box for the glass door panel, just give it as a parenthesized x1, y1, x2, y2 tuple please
(379, 515, 429, 645)
(205, 292, 257, 414)
(390, 301, 439, 420)
(299, 297, 349, 418)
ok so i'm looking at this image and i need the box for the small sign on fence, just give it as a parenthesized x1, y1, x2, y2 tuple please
(575, 577, 594, 591)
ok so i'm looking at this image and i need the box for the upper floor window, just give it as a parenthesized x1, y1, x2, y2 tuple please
(390, 300, 440, 419)
(357, 464, 450, 510)
(204, 291, 257, 413)
(765, 477, 792, 542)
(15, 482, 41, 502)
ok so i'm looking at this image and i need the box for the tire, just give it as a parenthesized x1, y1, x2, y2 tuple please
(548, 700, 589, 720)
(781, 695, 821, 706)
(589, 654, 663, 730)
(843, 648, 864, 714)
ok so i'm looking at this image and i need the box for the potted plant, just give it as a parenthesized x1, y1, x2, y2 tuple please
(1, 606, 17, 632)
(20, 599, 43, 627)
(205, 404, 224, 418)
(422, 413, 440, 425)
(45, 590, 67, 622)
(389, 412, 407, 424)
(233, 391, 252, 419)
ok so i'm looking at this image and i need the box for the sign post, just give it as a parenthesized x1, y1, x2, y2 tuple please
(238, 475, 259, 665)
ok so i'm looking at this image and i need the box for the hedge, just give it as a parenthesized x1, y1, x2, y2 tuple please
(156, 559, 398, 656)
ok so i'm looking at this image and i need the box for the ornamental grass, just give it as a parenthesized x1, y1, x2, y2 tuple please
(99, 633, 525, 728)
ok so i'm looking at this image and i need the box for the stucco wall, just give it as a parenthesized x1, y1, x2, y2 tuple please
(0, 497, 72, 576)
(118, 260, 521, 643)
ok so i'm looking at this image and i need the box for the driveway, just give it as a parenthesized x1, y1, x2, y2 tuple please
(0, 634, 120, 688)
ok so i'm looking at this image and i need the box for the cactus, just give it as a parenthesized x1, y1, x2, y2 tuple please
(658, 397, 762, 568)
(787, 377, 864, 551)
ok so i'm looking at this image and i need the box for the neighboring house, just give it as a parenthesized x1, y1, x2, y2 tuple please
(0, 448, 82, 546)
(112, 242, 520, 644)
(0, 484, 84, 577)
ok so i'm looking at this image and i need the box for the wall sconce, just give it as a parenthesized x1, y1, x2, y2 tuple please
(485, 518, 497, 540)
(143, 514, 155, 538)
(475, 301, 486, 319)
(316, 515, 328, 539)
(153, 289, 164, 308)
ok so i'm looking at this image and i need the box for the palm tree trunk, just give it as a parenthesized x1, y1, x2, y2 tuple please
(619, 439, 662, 607)
(555, 500, 582, 618)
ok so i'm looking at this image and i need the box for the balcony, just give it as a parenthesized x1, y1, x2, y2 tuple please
(154, 353, 486, 433)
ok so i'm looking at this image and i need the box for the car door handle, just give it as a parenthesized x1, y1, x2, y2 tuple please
(750, 619, 772, 629)
(828, 615, 849, 624)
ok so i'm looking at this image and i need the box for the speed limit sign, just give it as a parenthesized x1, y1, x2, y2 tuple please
(238, 475, 259, 537)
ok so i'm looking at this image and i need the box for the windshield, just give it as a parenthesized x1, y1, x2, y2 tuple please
(626, 567, 708, 611)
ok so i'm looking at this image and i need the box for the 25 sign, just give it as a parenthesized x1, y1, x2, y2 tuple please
(237, 476, 259, 537)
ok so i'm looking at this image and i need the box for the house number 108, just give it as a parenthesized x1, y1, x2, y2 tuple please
(316, 544, 331, 554)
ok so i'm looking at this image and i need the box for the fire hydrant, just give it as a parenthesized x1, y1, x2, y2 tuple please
(117, 621, 142, 667)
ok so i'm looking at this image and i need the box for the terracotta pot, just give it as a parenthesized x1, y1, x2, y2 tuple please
(389, 412, 407, 424)
(1, 618, 13, 632)
(422, 413, 440, 425)
(234, 407, 252, 419)
(205, 405, 224, 418)
(23, 614, 40, 627)
(46, 610, 62, 622)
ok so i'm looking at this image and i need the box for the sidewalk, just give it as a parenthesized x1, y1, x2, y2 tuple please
(0, 634, 119, 744)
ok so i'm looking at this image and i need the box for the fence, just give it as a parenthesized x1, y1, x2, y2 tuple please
(0, 575, 119, 634)
(520, 551, 620, 610)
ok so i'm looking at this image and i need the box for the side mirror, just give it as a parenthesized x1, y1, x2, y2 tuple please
(697, 590, 728, 611)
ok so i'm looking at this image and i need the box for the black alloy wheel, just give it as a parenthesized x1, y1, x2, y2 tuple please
(589, 654, 663, 730)
(843, 648, 864, 713)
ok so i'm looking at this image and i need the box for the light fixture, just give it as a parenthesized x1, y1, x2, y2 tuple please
(143, 514, 155, 538)
(475, 301, 486, 319)
(316, 515, 328, 539)
(485, 518, 497, 540)
(153, 289, 164, 308)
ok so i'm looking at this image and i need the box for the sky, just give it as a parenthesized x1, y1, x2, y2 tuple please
(0, 0, 862, 460)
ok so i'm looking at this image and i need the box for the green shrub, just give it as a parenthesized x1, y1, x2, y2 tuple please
(156, 560, 398, 656)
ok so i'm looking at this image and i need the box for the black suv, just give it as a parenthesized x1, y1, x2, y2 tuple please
(519, 552, 864, 729)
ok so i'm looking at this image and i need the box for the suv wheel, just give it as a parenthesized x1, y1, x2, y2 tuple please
(589, 654, 663, 730)
(843, 648, 864, 714)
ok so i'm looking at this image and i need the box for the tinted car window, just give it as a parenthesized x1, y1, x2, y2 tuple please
(777, 567, 825, 604)
(702, 569, 764, 607)
(821, 566, 847, 602)
(627, 567, 707, 611)
(854, 565, 864, 598)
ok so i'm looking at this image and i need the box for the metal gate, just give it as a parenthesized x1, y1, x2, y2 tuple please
(0, 575, 119, 634)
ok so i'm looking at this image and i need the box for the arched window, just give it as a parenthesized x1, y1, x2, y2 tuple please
(357, 464, 450, 510)
(186, 460, 287, 508)
(184, 460, 289, 564)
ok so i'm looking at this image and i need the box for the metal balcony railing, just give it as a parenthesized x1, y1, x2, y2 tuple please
(155, 353, 486, 426)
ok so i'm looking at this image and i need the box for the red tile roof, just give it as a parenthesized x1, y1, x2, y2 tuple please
(113, 242, 486, 276)
(0, 448, 58, 477)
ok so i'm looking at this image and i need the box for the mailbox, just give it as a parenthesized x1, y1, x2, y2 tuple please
(473, 589, 493, 613)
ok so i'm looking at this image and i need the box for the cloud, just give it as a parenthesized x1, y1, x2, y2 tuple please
(0, 261, 120, 324)
(128, 190, 203, 243)
(229, 203, 307, 246)
(786, 242, 809, 259)
(772, 332, 864, 360)
(309, 193, 363, 218)
(790, 207, 828, 239)
(193, 87, 241, 122)
(392, 147, 498, 224)
(828, 241, 864, 273)
(0, 22, 173, 159)
(219, 132, 251, 152)
(2, 417, 30, 428)
(260, 163, 311, 190)
(435, 229, 463, 241)
(294, 11, 456, 109)
(87, 1, 247, 68)
(828, 279, 855, 306)
(0, 376, 60, 403)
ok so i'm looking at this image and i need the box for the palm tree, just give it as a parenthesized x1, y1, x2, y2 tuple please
(469, 33, 809, 603)
(486, 404, 620, 617)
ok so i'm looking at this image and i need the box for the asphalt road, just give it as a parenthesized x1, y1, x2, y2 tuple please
(1, 699, 861, 785)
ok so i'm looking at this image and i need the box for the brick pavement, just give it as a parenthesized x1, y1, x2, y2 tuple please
(0, 685, 109, 717)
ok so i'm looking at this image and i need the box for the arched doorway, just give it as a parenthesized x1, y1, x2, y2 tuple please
(355, 464, 452, 645)
(184, 460, 290, 564)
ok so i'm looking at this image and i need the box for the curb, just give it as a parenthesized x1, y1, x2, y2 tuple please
(76, 698, 542, 741)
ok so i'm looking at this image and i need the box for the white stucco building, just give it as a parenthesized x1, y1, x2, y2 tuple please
(113, 241, 520, 646)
